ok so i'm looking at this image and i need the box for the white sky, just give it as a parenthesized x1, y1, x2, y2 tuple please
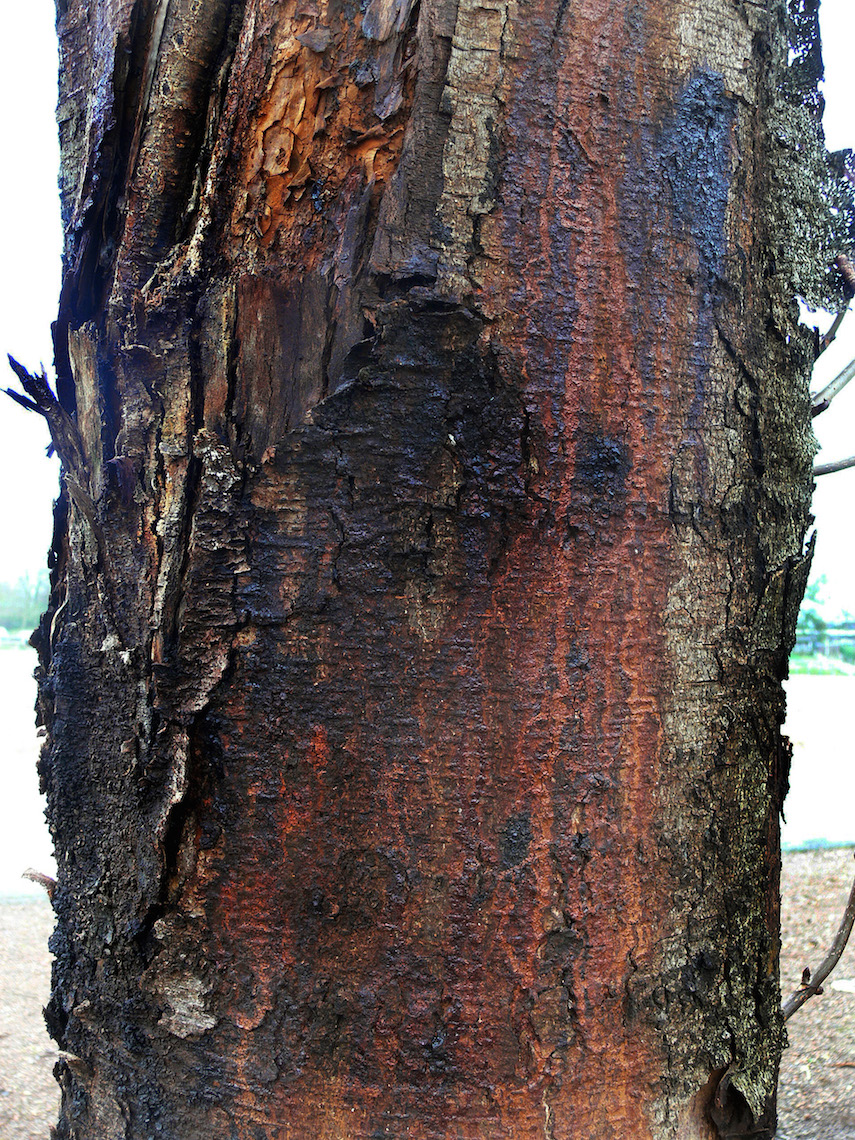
(801, 1, 855, 617)
(0, 3, 60, 585)
(0, 2, 853, 611)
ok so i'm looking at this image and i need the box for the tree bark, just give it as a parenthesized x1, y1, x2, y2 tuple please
(35, 0, 823, 1136)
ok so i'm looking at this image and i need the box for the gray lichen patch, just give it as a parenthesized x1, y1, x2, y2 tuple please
(157, 973, 219, 1040)
(144, 918, 219, 1040)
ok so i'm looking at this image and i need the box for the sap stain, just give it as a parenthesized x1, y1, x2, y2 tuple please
(570, 427, 630, 516)
(681, 947, 721, 1003)
(500, 812, 532, 869)
(655, 71, 737, 290)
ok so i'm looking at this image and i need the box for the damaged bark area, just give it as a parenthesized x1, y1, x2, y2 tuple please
(34, 0, 827, 1136)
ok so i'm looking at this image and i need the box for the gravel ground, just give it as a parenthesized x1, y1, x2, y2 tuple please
(1, 848, 853, 1138)
(777, 846, 855, 1140)
(0, 898, 58, 1140)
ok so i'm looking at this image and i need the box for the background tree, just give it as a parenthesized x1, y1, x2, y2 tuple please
(0, 570, 50, 634)
(11, 0, 852, 1136)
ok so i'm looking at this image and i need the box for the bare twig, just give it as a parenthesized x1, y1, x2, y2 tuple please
(814, 455, 855, 477)
(811, 356, 855, 417)
(817, 307, 849, 357)
(814, 255, 855, 360)
(782, 853, 855, 1021)
(811, 258, 855, 409)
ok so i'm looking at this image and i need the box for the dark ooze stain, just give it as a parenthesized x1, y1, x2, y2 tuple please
(500, 812, 533, 869)
(570, 428, 631, 516)
(657, 71, 737, 286)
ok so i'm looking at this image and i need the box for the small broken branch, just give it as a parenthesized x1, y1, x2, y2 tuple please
(6, 358, 130, 648)
(4, 386, 42, 413)
(813, 455, 855, 477)
(22, 868, 57, 900)
(58, 1051, 92, 1079)
(4, 355, 85, 472)
(782, 853, 855, 1021)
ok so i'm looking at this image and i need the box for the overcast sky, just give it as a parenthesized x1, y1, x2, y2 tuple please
(0, 3, 61, 586)
(0, 2, 853, 613)
(802, 0, 855, 617)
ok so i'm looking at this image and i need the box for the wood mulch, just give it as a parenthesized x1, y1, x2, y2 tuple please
(1, 848, 854, 1138)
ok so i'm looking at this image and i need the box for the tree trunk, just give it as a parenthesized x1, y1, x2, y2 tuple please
(33, 0, 827, 1136)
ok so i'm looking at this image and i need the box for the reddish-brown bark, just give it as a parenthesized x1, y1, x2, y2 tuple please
(28, 0, 824, 1136)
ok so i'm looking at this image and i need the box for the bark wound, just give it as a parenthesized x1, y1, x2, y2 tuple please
(222, 0, 418, 270)
(37, 0, 825, 1137)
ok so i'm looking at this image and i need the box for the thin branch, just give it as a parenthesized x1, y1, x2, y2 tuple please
(811, 356, 855, 417)
(814, 455, 855, 477)
(782, 853, 855, 1021)
(817, 306, 849, 357)
(811, 254, 855, 405)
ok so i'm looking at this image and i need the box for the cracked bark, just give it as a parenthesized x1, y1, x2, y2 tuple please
(37, 0, 822, 1136)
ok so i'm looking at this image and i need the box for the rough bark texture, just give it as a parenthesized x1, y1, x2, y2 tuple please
(34, 0, 826, 1136)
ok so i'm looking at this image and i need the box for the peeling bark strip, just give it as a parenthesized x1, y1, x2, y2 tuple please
(38, 0, 821, 1137)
